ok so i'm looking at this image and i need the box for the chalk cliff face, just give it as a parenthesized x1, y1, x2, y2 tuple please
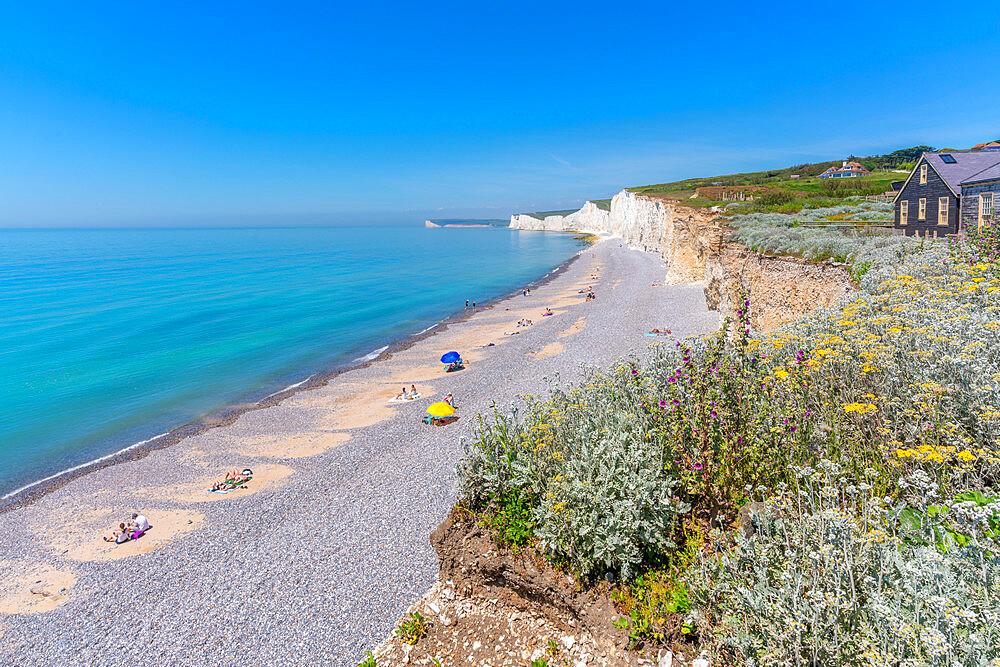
(607, 191, 724, 284)
(512, 192, 725, 285)
(704, 247, 856, 331)
(509, 201, 610, 233)
(510, 190, 858, 332)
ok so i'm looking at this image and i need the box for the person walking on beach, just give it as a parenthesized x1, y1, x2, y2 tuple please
(472, 301, 476, 310)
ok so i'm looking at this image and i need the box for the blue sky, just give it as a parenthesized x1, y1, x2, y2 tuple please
(1, 1, 999, 226)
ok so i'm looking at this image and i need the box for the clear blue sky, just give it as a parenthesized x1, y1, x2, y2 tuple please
(2, 1, 999, 226)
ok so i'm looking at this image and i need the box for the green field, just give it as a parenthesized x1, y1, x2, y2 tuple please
(624, 147, 927, 213)
(524, 208, 580, 220)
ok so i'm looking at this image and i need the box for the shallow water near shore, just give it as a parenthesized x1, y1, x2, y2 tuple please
(0, 225, 584, 498)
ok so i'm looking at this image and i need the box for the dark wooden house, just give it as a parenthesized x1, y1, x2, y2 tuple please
(894, 151, 1000, 236)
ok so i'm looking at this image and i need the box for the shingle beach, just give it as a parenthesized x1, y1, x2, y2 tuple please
(0, 239, 720, 665)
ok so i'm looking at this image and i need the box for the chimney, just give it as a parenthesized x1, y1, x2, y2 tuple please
(842, 161, 848, 167)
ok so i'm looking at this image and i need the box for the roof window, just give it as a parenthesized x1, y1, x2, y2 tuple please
(940, 154, 957, 164)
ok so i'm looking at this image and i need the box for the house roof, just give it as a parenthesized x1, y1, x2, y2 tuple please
(923, 152, 1000, 193)
(964, 162, 1000, 185)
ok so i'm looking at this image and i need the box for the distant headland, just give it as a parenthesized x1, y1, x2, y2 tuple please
(424, 218, 509, 228)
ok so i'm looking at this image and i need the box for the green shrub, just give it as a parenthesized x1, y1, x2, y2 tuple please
(684, 464, 1000, 665)
(357, 652, 376, 667)
(757, 190, 795, 207)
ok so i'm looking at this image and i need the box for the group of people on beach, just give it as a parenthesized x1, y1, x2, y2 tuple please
(394, 384, 419, 400)
(103, 512, 150, 545)
(210, 468, 252, 492)
(516, 318, 533, 328)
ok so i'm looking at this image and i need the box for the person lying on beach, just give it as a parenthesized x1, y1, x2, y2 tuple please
(423, 415, 457, 426)
(477, 342, 495, 348)
(211, 471, 249, 491)
(104, 522, 131, 544)
(649, 328, 672, 334)
(503, 331, 520, 336)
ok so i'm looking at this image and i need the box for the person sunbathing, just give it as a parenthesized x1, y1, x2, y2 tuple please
(410, 385, 418, 396)
(395, 387, 407, 400)
(543, 308, 553, 316)
(227, 469, 249, 483)
(104, 522, 130, 544)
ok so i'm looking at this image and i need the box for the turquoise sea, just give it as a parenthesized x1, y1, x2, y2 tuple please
(0, 226, 584, 500)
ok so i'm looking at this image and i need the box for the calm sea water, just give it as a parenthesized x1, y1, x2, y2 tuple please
(0, 226, 583, 498)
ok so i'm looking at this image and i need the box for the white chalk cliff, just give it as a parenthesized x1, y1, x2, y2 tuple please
(510, 190, 856, 329)
(511, 191, 723, 284)
(510, 201, 611, 234)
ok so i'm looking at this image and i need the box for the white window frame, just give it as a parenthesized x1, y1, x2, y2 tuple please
(918, 198, 927, 220)
(980, 193, 995, 231)
(900, 200, 908, 225)
(920, 164, 928, 185)
(938, 197, 949, 225)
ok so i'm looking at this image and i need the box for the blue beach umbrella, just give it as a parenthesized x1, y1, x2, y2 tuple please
(440, 351, 461, 364)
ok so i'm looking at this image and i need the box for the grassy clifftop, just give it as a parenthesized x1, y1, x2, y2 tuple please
(628, 146, 930, 212)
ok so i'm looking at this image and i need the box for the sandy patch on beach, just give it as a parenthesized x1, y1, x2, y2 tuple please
(137, 463, 294, 503)
(528, 342, 564, 359)
(48, 508, 205, 563)
(558, 317, 585, 337)
(238, 431, 351, 458)
(0, 561, 77, 615)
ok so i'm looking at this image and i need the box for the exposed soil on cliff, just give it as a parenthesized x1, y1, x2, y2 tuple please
(704, 243, 857, 331)
(372, 509, 703, 666)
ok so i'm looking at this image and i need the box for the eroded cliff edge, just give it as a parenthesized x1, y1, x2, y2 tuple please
(512, 191, 856, 331)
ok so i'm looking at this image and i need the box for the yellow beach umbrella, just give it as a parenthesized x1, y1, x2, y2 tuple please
(426, 402, 455, 417)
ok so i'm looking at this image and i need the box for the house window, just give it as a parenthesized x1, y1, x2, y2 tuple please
(920, 164, 928, 185)
(918, 198, 926, 220)
(938, 197, 949, 225)
(980, 192, 995, 230)
(900, 200, 908, 225)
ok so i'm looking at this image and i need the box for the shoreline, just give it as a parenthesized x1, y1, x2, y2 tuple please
(0, 238, 721, 664)
(0, 249, 582, 513)
(0, 239, 719, 667)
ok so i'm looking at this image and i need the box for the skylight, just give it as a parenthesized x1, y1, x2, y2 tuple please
(941, 154, 957, 163)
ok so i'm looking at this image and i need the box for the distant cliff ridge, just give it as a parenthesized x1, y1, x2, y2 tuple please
(425, 218, 509, 228)
(510, 201, 611, 234)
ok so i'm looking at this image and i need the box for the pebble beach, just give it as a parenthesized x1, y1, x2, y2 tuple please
(0, 239, 719, 666)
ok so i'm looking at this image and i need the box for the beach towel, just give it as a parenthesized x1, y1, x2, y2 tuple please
(644, 333, 671, 337)
(208, 476, 252, 494)
(387, 393, 420, 404)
